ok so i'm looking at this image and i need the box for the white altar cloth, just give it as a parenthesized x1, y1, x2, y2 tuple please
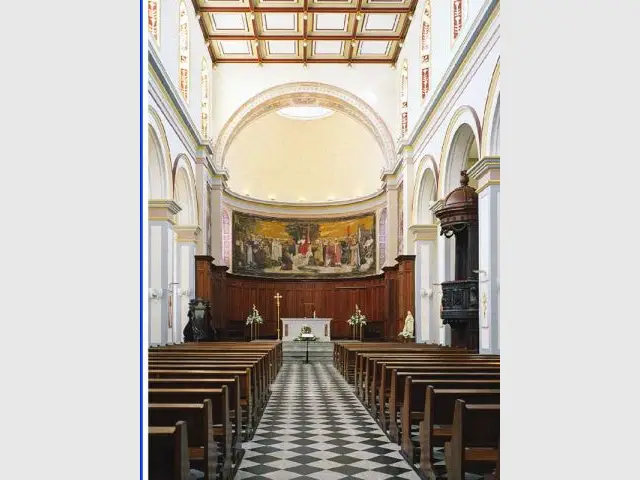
(282, 318, 332, 342)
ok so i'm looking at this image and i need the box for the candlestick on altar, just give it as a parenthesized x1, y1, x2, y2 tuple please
(274, 292, 283, 340)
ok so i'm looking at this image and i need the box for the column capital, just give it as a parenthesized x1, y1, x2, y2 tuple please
(409, 224, 439, 242)
(149, 200, 181, 224)
(207, 172, 228, 191)
(467, 156, 500, 194)
(174, 225, 202, 243)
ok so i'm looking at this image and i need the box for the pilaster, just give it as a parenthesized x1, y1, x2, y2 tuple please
(401, 147, 416, 255)
(410, 224, 439, 344)
(468, 156, 500, 354)
(382, 165, 403, 267)
(208, 174, 227, 264)
(429, 199, 450, 345)
(174, 226, 201, 344)
(148, 200, 181, 346)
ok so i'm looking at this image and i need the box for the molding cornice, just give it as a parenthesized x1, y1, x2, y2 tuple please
(223, 189, 386, 218)
(174, 225, 202, 243)
(467, 155, 500, 180)
(409, 224, 439, 242)
(429, 199, 445, 216)
(149, 199, 182, 224)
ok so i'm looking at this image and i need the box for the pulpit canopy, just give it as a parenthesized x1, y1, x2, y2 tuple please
(435, 170, 478, 235)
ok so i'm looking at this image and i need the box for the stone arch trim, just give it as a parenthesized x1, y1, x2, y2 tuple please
(148, 106, 174, 199)
(412, 155, 439, 224)
(213, 82, 396, 169)
(437, 105, 482, 197)
(481, 58, 500, 158)
(172, 154, 200, 225)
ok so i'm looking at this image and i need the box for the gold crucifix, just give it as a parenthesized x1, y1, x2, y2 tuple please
(274, 292, 283, 340)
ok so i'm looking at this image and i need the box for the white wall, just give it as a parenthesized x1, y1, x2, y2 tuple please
(211, 63, 398, 144)
(396, 0, 493, 139)
(152, 0, 211, 138)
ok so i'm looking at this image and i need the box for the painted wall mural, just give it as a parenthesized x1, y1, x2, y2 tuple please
(232, 211, 377, 278)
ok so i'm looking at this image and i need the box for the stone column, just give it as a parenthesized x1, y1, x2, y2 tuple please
(148, 200, 181, 346)
(410, 224, 439, 343)
(468, 156, 500, 354)
(174, 226, 201, 344)
(195, 159, 208, 256)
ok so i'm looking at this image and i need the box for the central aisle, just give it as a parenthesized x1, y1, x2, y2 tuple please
(237, 362, 420, 479)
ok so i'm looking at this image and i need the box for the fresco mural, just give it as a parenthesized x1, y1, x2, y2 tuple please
(232, 211, 377, 278)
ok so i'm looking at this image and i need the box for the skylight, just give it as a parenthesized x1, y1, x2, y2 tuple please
(277, 106, 335, 121)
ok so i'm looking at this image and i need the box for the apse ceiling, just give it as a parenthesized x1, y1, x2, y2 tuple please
(192, 0, 419, 65)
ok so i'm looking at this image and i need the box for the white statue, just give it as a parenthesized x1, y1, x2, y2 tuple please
(398, 310, 415, 339)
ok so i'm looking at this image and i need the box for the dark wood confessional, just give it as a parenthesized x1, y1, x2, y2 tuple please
(435, 170, 479, 351)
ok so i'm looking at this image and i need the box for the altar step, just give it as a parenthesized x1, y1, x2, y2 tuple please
(282, 341, 333, 362)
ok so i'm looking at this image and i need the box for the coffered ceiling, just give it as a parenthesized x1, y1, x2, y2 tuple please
(192, 0, 418, 65)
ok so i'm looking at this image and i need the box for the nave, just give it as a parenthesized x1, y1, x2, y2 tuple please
(237, 361, 420, 480)
(148, 341, 499, 480)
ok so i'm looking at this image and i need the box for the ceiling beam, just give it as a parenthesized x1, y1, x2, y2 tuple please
(208, 35, 401, 40)
(347, 0, 364, 63)
(214, 58, 392, 64)
(198, 7, 411, 14)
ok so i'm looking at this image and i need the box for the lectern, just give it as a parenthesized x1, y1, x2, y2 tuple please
(301, 333, 315, 364)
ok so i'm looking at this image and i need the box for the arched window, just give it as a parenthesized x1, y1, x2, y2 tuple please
(379, 208, 387, 268)
(148, 0, 160, 46)
(420, 2, 432, 101)
(400, 60, 408, 138)
(201, 58, 210, 140)
(179, 0, 189, 104)
(453, 0, 464, 41)
(222, 208, 231, 267)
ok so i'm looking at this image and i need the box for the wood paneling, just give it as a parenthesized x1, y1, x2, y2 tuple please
(396, 255, 416, 340)
(225, 274, 386, 339)
(195, 256, 417, 341)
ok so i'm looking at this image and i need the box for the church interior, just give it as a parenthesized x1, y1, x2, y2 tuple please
(147, 0, 500, 478)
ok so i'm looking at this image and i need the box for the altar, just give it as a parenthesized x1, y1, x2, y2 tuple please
(282, 318, 332, 342)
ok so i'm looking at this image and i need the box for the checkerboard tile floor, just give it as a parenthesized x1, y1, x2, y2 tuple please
(236, 361, 420, 479)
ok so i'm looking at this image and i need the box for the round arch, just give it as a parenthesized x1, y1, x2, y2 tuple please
(172, 154, 199, 225)
(481, 58, 500, 158)
(438, 106, 482, 197)
(412, 155, 439, 224)
(213, 82, 396, 169)
(148, 107, 173, 199)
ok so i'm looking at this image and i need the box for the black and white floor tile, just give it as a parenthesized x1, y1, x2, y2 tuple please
(236, 361, 421, 480)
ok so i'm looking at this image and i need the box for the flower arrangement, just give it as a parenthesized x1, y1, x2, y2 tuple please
(294, 324, 317, 341)
(347, 304, 367, 327)
(246, 304, 264, 325)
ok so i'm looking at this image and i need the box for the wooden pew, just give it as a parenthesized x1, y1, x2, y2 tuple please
(384, 366, 500, 436)
(399, 377, 500, 450)
(149, 421, 190, 480)
(148, 363, 263, 416)
(361, 354, 499, 405)
(149, 369, 255, 438)
(148, 359, 267, 403)
(417, 387, 500, 476)
(149, 377, 243, 451)
(444, 400, 500, 480)
(149, 401, 218, 480)
(149, 387, 233, 479)
(372, 359, 500, 415)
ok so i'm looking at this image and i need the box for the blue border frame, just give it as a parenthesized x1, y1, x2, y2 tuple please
(139, 0, 144, 478)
